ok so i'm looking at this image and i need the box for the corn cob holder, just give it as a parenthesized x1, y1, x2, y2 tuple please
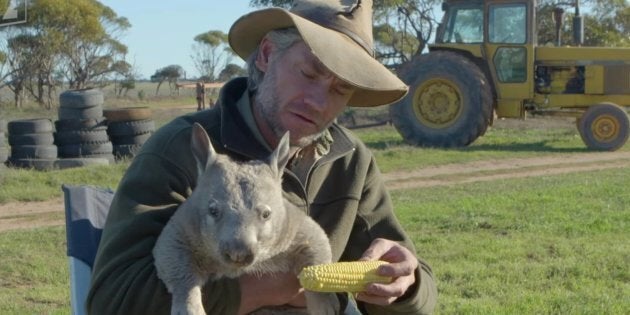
(298, 260, 393, 293)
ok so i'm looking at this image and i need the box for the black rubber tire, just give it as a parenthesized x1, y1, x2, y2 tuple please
(103, 107, 152, 122)
(55, 118, 107, 132)
(58, 105, 104, 120)
(58, 142, 113, 157)
(55, 157, 110, 169)
(110, 133, 152, 145)
(389, 51, 493, 147)
(113, 144, 143, 158)
(59, 88, 104, 108)
(7, 158, 57, 171)
(9, 132, 55, 146)
(10, 145, 58, 159)
(8, 118, 54, 134)
(107, 119, 155, 136)
(54, 129, 110, 145)
(577, 102, 629, 151)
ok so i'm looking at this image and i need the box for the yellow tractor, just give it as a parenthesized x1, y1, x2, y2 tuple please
(389, 0, 630, 151)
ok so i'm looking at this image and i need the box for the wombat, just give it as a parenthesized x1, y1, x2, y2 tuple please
(153, 123, 339, 315)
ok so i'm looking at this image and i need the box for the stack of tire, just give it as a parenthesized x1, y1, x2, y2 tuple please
(0, 120, 8, 169)
(55, 88, 114, 165)
(6, 118, 58, 170)
(104, 107, 155, 160)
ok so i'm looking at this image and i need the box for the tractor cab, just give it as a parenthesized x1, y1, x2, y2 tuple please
(434, 0, 535, 118)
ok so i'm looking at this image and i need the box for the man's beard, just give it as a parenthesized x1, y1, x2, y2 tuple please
(254, 65, 327, 148)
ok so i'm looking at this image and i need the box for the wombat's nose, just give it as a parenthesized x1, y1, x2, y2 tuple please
(223, 250, 254, 266)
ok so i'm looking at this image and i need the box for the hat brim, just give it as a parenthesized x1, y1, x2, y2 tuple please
(229, 8, 408, 107)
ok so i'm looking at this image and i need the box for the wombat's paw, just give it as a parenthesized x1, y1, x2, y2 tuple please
(305, 292, 340, 315)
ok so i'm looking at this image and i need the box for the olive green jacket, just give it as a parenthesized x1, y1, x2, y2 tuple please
(87, 78, 437, 314)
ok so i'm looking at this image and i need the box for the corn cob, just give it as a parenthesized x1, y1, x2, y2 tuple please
(298, 260, 392, 293)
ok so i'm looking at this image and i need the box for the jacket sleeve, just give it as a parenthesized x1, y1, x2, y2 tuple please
(348, 155, 438, 315)
(87, 135, 242, 314)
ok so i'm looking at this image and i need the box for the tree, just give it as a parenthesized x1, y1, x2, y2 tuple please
(28, 0, 131, 89)
(0, 0, 131, 107)
(151, 65, 184, 95)
(190, 30, 234, 81)
(535, 0, 629, 47)
(217, 63, 247, 82)
(1, 33, 32, 107)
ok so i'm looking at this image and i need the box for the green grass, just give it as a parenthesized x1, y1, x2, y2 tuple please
(0, 227, 69, 315)
(393, 168, 630, 314)
(0, 162, 129, 203)
(0, 169, 627, 314)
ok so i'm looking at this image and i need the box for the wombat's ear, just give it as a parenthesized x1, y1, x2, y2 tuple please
(268, 132, 290, 176)
(191, 123, 217, 175)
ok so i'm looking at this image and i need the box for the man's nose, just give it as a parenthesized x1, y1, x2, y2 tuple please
(304, 81, 334, 110)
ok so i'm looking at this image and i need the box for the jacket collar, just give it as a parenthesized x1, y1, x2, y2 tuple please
(216, 77, 355, 163)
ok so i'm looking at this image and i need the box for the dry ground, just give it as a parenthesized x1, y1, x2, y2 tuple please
(1, 116, 629, 232)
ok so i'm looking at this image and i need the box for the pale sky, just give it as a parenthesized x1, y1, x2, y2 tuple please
(101, 1, 255, 80)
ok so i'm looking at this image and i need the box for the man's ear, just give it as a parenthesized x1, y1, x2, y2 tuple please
(255, 36, 274, 73)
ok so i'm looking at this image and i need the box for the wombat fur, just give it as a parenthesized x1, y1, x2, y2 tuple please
(153, 123, 339, 315)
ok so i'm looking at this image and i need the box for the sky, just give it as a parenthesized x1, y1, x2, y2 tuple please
(101, 1, 255, 80)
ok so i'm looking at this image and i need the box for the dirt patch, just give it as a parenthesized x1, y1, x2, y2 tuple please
(0, 198, 64, 232)
(2, 150, 629, 233)
(384, 151, 630, 190)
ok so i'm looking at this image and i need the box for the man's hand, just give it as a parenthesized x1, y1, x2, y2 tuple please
(356, 238, 418, 306)
(237, 271, 306, 314)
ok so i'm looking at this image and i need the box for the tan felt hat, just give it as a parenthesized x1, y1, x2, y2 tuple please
(229, 0, 408, 107)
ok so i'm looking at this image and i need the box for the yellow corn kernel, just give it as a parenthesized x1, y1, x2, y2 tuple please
(298, 260, 392, 293)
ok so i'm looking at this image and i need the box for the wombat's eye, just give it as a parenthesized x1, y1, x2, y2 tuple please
(259, 205, 271, 220)
(261, 210, 271, 219)
(208, 206, 219, 218)
(208, 202, 221, 219)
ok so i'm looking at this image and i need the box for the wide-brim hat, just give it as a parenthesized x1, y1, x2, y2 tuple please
(229, 0, 408, 107)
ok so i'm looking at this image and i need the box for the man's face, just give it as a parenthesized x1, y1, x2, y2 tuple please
(254, 40, 355, 148)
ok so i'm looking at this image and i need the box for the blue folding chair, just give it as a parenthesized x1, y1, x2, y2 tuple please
(62, 184, 114, 315)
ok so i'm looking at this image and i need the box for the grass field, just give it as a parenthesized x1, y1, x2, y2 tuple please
(0, 92, 629, 314)
(0, 168, 628, 314)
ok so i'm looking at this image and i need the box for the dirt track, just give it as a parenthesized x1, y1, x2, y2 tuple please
(1, 150, 629, 233)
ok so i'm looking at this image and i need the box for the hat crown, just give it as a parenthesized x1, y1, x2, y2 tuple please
(291, 0, 374, 56)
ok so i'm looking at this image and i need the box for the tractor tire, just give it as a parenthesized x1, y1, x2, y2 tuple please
(58, 105, 104, 120)
(59, 88, 104, 108)
(58, 142, 113, 157)
(577, 102, 629, 151)
(8, 118, 54, 134)
(55, 117, 107, 132)
(107, 119, 155, 136)
(103, 107, 152, 122)
(113, 144, 143, 159)
(389, 51, 493, 147)
(7, 158, 58, 171)
(10, 145, 58, 159)
(110, 132, 152, 145)
(54, 129, 110, 145)
(9, 133, 55, 146)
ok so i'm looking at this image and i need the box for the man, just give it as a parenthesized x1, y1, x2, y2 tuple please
(87, 0, 437, 314)
(196, 81, 206, 111)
